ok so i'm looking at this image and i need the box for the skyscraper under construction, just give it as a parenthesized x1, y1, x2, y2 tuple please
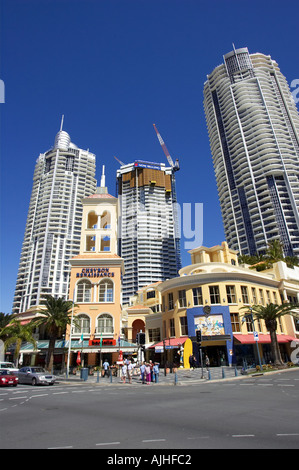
(203, 47, 299, 258)
(117, 159, 181, 304)
(13, 121, 97, 314)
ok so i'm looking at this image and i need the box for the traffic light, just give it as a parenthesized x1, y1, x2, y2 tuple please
(136, 332, 146, 345)
(196, 329, 202, 344)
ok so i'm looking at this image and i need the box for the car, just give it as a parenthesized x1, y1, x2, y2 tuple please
(0, 361, 19, 374)
(17, 367, 56, 386)
(0, 370, 18, 387)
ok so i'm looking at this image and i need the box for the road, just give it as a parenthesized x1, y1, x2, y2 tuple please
(0, 368, 299, 451)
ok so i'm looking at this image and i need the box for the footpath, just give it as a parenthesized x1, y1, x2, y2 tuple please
(55, 365, 298, 386)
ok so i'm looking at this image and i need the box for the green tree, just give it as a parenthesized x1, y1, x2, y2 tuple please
(0, 313, 14, 341)
(242, 303, 299, 366)
(1, 320, 37, 366)
(32, 296, 76, 372)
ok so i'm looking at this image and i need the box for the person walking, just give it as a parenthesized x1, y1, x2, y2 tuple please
(189, 354, 194, 370)
(140, 362, 146, 384)
(103, 359, 110, 377)
(121, 362, 127, 384)
(145, 363, 151, 385)
(153, 362, 159, 383)
(205, 355, 210, 371)
(127, 360, 134, 384)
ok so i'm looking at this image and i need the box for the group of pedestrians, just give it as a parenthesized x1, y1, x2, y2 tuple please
(139, 360, 159, 384)
(100, 358, 160, 384)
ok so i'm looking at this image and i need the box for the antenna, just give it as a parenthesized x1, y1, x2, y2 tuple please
(114, 155, 125, 166)
(60, 114, 64, 131)
(100, 165, 105, 188)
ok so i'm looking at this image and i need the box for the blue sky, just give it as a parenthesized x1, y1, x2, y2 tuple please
(0, 0, 298, 313)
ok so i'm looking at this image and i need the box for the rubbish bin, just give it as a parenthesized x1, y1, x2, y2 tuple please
(80, 368, 88, 381)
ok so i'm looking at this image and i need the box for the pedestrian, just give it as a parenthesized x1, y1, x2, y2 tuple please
(127, 360, 134, 384)
(192, 355, 197, 369)
(121, 363, 127, 384)
(140, 362, 146, 384)
(205, 355, 210, 371)
(149, 360, 154, 382)
(103, 359, 110, 377)
(153, 362, 159, 383)
(145, 363, 151, 385)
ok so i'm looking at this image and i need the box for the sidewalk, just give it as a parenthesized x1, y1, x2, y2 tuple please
(56, 366, 244, 386)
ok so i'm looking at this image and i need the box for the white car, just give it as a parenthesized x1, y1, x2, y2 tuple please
(0, 361, 19, 374)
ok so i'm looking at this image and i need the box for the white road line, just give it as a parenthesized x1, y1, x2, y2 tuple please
(276, 433, 299, 437)
(232, 434, 255, 438)
(142, 439, 166, 443)
(30, 394, 49, 398)
(48, 446, 73, 449)
(0, 408, 8, 411)
(9, 396, 28, 400)
(53, 391, 69, 395)
(277, 384, 294, 387)
(96, 442, 120, 446)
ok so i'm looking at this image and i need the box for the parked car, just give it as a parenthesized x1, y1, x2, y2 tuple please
(0, 370, 18, 387)
(0, 361, 19, 374)
(17, 367, 56, 386)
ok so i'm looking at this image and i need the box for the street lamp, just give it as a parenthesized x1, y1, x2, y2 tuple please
(66, 287, 76, 378)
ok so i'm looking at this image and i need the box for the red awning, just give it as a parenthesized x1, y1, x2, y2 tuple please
(234, 334, 298, 344)
(149, 337, 188, 349)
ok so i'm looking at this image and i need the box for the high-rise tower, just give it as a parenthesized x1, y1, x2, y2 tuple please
(117, 160, 181, 304)
(13, 120, 97, 314)
(203, 47, 299, 258)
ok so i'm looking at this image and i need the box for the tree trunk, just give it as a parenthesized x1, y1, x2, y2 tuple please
(269, 328, 283, 366)
(46, 336, 56, 372)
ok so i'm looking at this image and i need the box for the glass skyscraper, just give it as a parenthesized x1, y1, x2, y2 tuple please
(204, 47, 299, 258)
(13, 123, 97, 314)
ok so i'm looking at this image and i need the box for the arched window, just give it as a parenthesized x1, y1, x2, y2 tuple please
(87, 211, 98, 229)
(100, 211, 111, 229)
(97, 314, 114, 335)
(74, 314, 90, 335)
(76, 280, 92, 303)
(99, 279, 114, 302)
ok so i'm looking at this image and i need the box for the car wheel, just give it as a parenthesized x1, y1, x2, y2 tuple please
(32, 378, 37, 386)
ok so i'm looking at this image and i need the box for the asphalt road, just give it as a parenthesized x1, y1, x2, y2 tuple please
(1, 369, 299, 452)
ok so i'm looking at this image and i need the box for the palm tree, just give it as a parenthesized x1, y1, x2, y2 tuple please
(1, 320, 37, 367)
(265, 240, 284, 264)
(32, 295, 76, 372)
(242, 303, 299, 366)
(0, 313, 14, 341)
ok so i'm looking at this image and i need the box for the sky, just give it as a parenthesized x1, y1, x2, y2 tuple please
(0, 0, 298, 313)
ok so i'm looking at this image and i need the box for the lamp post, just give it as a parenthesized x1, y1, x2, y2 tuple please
(66, 288, 76, 378)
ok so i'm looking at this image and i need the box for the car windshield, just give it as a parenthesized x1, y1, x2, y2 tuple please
(0, 363, 15, 369)
(0, 370, 13, 376)
(31, 368, 45, 373)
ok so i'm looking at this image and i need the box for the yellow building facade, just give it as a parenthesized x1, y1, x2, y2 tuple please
(135, 242, 299, 368)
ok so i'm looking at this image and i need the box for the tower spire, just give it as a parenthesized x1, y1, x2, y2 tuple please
(60, 114, 64, 131)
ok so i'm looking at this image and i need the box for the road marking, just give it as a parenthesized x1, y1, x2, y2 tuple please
(142, 439, 166, 443)
(96, 442, 120, 446)
(277, 384, 294, 387)
(232, 434, 255, 438)
(30, 394, 49, 398)
(0, 408, 8, 411)
(53, 391, 69, 395)
(276, 433, 299, 437)
(48, 446, 73, 449)
(9, 396, 27, 400)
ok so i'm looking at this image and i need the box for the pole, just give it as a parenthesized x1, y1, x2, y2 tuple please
(66, 287, 75, 378)
(250, 308, 262, 369)
(199, 346, 204, 379)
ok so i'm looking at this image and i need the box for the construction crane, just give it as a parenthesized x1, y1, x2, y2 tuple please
(153, 123, 179, 171)
(114, 155, 125, 166)
(152, 123, 181, 272)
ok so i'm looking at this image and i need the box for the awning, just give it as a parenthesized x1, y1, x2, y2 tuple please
(234, 334, 299, 345)
(149, 337, 188, 349)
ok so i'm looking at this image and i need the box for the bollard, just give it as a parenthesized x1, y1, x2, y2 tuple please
(174, 372, 178, 385)
(235, 366, 238, 377)
(97, 370, 100, 383)
(110, 371, 113, 383)
(208, 370, 211, 380)
(222, 367, 225, 379)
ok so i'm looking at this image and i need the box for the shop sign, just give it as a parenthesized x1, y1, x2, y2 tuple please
(89, 339, 116, 346)
(155, 346, 164, 353)
(77, 267, 114, 278)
